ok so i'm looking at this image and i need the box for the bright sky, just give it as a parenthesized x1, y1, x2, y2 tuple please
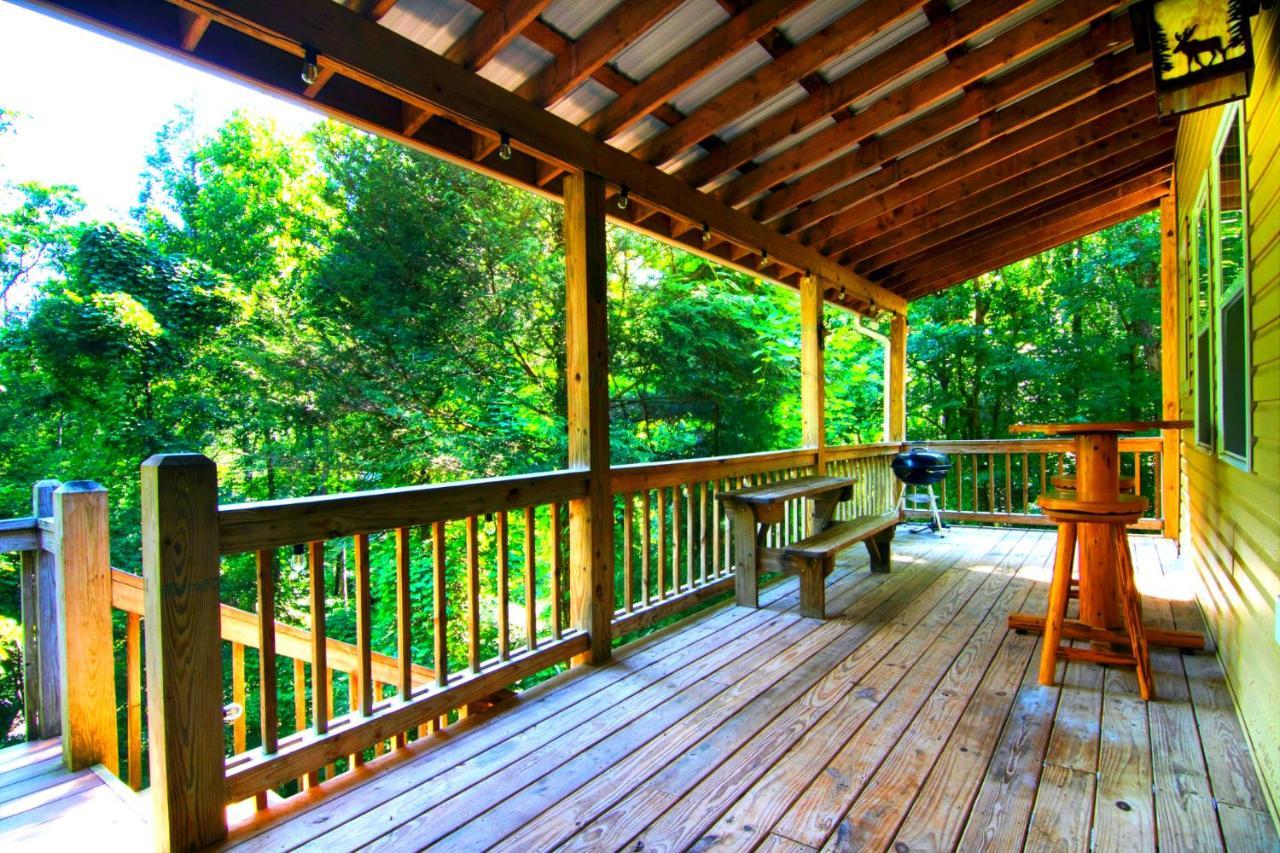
(0, 2, 321, 222)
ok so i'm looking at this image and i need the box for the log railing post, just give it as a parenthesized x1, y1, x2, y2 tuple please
(141, 453, 227, 850)
(25, 480, 62, 740)
(564, 171, 614, 666)
(1159, 190, 1181, 541)
(888, 314, 908, 443)
(801, 274, 826, 533)
(52, 481, 117, 773)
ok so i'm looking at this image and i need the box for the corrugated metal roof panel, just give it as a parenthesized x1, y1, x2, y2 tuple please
(610, 114, 669, 152)
(778, 0, 865, 44)
(611, 0, 727, 80)
(750, 115, 838, 164)
(819, 8, 931, 81)
(964, 0, 1061, 49)
(380, 0, 481, 55)
(477, 36, 553, 89)
(669, 43, 773, 114)
(850, 51, 949, 111)
(540, 0, 625, 39)
(548, 77, 616, 124)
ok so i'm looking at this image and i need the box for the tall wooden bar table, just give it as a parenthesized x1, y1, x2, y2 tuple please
(1007, 420, 1204, 651)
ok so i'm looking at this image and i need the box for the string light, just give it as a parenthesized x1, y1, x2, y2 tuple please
(290, 543, 306, 574)
(301, 46, 320, 86)
(617, 185, 630, 210)
(702, 222, 712, 245)
(499, 132, 513, 161)
(756, 249, 769, 271)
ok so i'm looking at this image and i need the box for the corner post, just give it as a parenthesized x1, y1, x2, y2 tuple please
(801, 274, 826, 532)
(1159, 191, 1181, 540)
(888, 313, 908, 442)
(25, 480, 61, 739)
(564, 172, 614, 665)
(141, 453, 227, 850)
(53, 481, 117, 773)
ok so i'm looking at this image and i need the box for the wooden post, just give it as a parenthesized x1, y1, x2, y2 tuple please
(888, 314, 908, 442)
(25, 480, 61, 739)
(564, 171, 614, 666)
(801, 274, 826, 534)
(1159, 191, 1181, 541)
(141, 453, 227, 850)
(53, 481, 117, 773)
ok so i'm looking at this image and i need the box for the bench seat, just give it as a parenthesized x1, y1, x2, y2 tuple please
(777, 510, 898, 618)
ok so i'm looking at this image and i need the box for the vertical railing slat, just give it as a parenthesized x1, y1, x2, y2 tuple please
(623, 493, 634, 612)
(255, 550, 279, 757)
(433, 521, 448, 686)
(126, 612, 142, 791)
(466, 516, 481, 671)
(523, 508, 537, 650)
(353, 535, 373, 717)
(497, 511, 510, 661)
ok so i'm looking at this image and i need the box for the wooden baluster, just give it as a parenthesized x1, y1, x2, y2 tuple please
(551, 503, 563, 640)
(325, 668, 335, 779)
(685, 483, 694, 591)
(394, 526, 412, 750)
(699, 482, 708, 587)
(1003, 453, 1012, 514)
(497, 511, 510, 660)
(970, 455, 979, 512)
(523, 508, 537, 650)
(671, 484, 681, 594)
(352, 536, 373, 719)
(293, 659, 308, 788)
(25, 481, 60, 741)
(623, 494, 634, 612)
(711, 482, 721, 578)
(1021, 453, 1029, 513)
(466, 517, 481, 670)
(255, 550, 279, 767)
(433, 521, 448, 684)
(308, 541, 328, 781)
(642, 491, 652, 605)
(232, 642, 247, 755)
(371, 680, 385, 757)
(657, 488, 667, 600)
(987, 454, 996, 513)
(1039, 454, 1048, 500)
(1152, 452, 1162, 518)
(347, 670, 361, 769)
(126, 612, 142, 790)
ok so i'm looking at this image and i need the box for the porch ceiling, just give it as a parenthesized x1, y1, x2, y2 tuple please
(18, 0, 1174, 312)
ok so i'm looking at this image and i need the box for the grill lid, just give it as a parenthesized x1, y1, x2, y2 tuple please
(891, 447, 953, 485)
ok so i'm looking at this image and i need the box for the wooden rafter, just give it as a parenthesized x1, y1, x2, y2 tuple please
(891, 187, 1168, 295)
(631, 0, 931, 168)
(513, 0, 685, 108)
(705, 0, 1064, 204)
(579, 0, 816, 141)
(444, 0, 552, 71)
(868, 159, 1173, 279)
(836, 124, 1176, 265)
(177, 7, 209, 51)
(783, 57, 1152, 249)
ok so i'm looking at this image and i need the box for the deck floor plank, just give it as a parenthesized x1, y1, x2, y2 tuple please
(200, 527, 1276, 853)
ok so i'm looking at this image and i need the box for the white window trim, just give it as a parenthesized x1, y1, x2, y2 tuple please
(1192, 177, 1213, 450)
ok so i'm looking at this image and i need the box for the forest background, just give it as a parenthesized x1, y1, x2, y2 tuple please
(0, 105, 1162, 748)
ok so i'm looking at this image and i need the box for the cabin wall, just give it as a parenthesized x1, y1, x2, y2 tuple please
(1174, 6, 1280, 827)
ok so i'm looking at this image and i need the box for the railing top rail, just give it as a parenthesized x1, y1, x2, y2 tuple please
(610, 447, 819, 492)
(0, 516, 39, 552)
(901, 436, 1164, 452)
(217, 469, 588, 556)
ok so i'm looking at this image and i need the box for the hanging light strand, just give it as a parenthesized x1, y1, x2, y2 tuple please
(301, 45, 320, 85)
(499, 131, 513, 161)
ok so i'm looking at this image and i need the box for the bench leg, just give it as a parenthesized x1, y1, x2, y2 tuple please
(799, 557, 828, 619)
(731, 505, 759, 608)
(865, 526, 896, 573)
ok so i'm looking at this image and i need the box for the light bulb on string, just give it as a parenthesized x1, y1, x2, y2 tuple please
(290, 543, 306, 576)
(757, 249, 769, 271)
(617, 185, 629, 210)
(499, 132, 512, 161)
(702, 223, 712, 245)
(301, 46, 320, 86)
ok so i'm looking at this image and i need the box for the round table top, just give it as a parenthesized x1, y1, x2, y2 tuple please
(1010, 420, 1192, 436)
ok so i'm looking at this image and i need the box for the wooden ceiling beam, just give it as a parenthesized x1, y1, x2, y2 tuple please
(630, 0, 930, 168)
(896, 195, 1165, 299)
(868, 159, 1173, 279)
(889, 189, 1167, 295)
(513, 0, 685, 108)
(444, 0, 552, 71)
(713, 0, 1110, 206)
(141, 0, 903, 313)
(758, 29, 1142, 230)
(579, 0, 816, 141)
(783, 57, 1152, 248)
(835, 122, 1175, 265)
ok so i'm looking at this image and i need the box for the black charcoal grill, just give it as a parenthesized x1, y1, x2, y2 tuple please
(892, 447, 953, 534)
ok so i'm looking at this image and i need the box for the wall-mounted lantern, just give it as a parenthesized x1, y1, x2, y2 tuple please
(1132, 0, 1271, 117)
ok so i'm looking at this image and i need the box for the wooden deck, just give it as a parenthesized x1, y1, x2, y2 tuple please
(219, 526, 1277, 852)
(0, 737, 149, 848)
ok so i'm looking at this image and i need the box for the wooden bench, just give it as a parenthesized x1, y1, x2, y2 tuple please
(766, 510, 899, 618)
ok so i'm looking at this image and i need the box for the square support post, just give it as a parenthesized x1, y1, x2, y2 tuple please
(801, 274, 826, 532)
(564, 172, 614, 666)
(1159, 190, 1181, 540)
(141, 453, 227, 851)
(24, 480, 61, 739)
(888, 314, 908, 443)
(53, 481, 117, 773)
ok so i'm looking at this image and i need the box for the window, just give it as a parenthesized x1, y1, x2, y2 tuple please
(1214, 107, 1251, 464)
(1193, 182, 1214, 448)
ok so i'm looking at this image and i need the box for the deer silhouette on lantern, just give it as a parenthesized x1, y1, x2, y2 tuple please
(1172, 25, 1229, 72)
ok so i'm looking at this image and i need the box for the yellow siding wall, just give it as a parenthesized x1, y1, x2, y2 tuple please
(1174, 6, 1280, 827)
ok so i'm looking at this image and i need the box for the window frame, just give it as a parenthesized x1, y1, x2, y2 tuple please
(1191, 177, 1214, 450)
(1210, 102, 1252, 470)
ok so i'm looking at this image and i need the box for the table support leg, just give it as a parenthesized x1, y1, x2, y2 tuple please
(732, 505, 759, 608)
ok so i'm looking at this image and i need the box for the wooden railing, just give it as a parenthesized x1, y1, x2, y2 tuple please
(898, 437, 1167, 532)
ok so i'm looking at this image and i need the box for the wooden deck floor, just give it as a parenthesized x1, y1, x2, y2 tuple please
(0, 737, 150, 848)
